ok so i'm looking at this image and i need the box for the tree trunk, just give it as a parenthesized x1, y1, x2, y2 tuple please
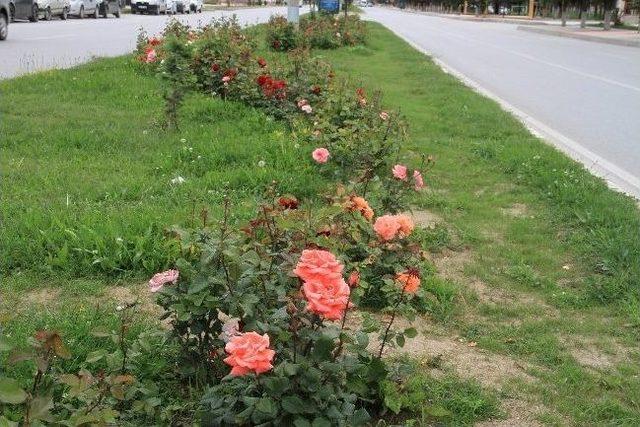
(561, 1, 566, 26)
(603, 9, 612, 30)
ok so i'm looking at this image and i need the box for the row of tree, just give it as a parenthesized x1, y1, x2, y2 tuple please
(393, 0, 639, 29)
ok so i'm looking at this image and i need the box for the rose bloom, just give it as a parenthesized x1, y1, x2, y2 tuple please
(396, 214, 415, 236)
(222, 76, 231, 83)
(297, 99, 309, 108)
(278, 196, 299, 210)
(145, 49, 157, 63)
(396, 271, 420, 294)
(211, 63, 220, 72)
(348, 195, 374, 221)
(148, 37, 161, 46)
(149, 269, 179, 293)
(414, 170, 425, 190)
(392, 164, 408, 181)
(347, 270, 360, 287)
(257, 57, 267, 68)
(312, 148, 330, 164)
(294, 249, 344, 283)
(379, 111, 389, 121)
(223, 332, 275, 376)
(374, 215, 401, 241)
(303, 278, 352, 320)
(301, 104, 313, 114)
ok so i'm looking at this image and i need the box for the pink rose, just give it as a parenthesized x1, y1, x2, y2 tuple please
(347, 270, 360, 287)
(148, 269, 179, 293)
(312, 148, 330, 164)
(222, 76, 231, 83)
(413, 170, 425, 190)
(379, 111, 389, 121)
(373, 215, 401, 241)
(297, 99, 309, 108)
(223, 332, 275, 376)
(392, 164, 408, 181)
(301, 104, 313, 114)
(294, 249, 344, 283)
(145, 49, 157, 63)
(303, 278, 352, 320)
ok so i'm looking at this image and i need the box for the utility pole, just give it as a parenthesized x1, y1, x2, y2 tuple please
(288, 0, 300, 26)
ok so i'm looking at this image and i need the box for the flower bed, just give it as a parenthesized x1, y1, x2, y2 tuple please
(0, 17, 438, 426)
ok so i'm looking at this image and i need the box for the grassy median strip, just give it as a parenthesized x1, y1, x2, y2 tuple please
(315, 23, 640, 424)
(1, 21, 639, 425)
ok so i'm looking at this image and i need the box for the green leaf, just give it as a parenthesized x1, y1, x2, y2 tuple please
(312, 417, 331, 427)
(85, 349, 108, 364)
(293, 419, 311, 427)
(0, 378, 28, 404)
(395, 334, 405, 348)
(281, 395, 305, 414)
(28, 395, 53, 421)
(312, 335, 334, 361)
(404, 327, 418, 338)
(351, 408, 371, 426)
(255, 397, 277, 416)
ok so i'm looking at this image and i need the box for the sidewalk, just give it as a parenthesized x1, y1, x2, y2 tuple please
(517, 25, 640, 47)
(381, 6, 601, 27)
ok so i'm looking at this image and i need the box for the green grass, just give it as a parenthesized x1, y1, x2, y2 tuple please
(0, 57, 326, 277)
(316, 24, 640, 424)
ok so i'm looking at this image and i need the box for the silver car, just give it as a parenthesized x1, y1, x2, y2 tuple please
(0, 0, 8, 40)
(38, 0, 69, 19)
(69, 0, 98, 17)
(131, 0, 166, 14)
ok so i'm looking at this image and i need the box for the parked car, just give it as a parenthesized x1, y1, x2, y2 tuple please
(11, 0, 40, 21)
(131, 0, 166, 14)
(38, 0, 70, 19)
(0, 0, 9, 40)
(97, 0, 120, 17)
(188, 0, 200, 13)
(174, 0, 185, 13)
(165, 0, 176, 13)
(69, 0, 98, 17)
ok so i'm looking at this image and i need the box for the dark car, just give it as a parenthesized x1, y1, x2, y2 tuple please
(0, 0, 8, 40)
(10, 0, 40, 21)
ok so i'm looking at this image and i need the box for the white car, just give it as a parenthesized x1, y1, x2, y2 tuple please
(165, 0, 176, 13)
(188, 0, 200, 13)
(131, 0, 166, 14)
(69, 0, 98, 17)
(38, 0, 69, 19)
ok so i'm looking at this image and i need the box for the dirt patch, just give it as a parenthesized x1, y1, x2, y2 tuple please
(407, 209, 443, 229)
(102, 284, 162, 318)
(26, 288, 61, 308)
(477, 398, 545, 427)
(561, 335, 633, 370)
(353, 314, 534, 390)
(500, 203, 528, 218)
(431, 248, 474, 283)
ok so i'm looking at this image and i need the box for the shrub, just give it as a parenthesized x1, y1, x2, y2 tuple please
(265, 16, 300, 52)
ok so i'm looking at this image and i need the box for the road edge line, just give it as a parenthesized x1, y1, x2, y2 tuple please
(371, 21, 640, 200)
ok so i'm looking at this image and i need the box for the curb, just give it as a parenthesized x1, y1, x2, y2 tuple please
(366, 20, 640, 199)
(517, 25, 640, 48)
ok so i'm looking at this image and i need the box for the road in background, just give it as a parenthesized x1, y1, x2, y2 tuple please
(364, 8, 640, 198)
(0, 7, 298, 79)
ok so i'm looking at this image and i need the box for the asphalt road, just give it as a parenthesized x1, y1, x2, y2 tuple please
(364, 8, 640, 198)
(0, 7, 296, 79)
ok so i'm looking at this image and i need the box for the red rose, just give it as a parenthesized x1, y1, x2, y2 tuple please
(211, 63, 220, 72)
(257, 57, 267, 68)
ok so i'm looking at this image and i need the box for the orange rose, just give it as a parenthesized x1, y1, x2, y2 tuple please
(396, 271, 420, 294)
(373, 215, 401, 241)
(396, 214, 415, 237)
(303, 278, 352, 320)
(223, 332, 275, 377)
(348, 196, 374, 221)
(293, 249, 344, 283)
